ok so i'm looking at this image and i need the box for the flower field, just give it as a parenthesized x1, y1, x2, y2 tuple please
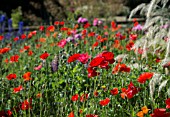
(0, 15, 170, 117)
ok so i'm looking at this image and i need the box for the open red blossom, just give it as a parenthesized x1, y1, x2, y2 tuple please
(20, 98, 32, 110)
(125, 82, 140, 99)
(10, 55, 19, 62)
(150, 108, 170, 117)
(0, 35, 4, 40)
(129, 34, 137, 41)
(71, 94, 79, 101)
(112, 63, 131, 74)
(21, 34, 27, 40)
(86, 114, 98, 117)
(47, 25, 55, 32)
(68, 53, 80, 63)
(39, 26, 44, 31)
(102, 51, 114, 61)
(24, 46, 30, 50)
(110, 88, 118, 95)
(80, 93, 89, 102)
(99, 97, 110, 106)
(166, 98, 170, 109)
(0, 47, 10, 54)
(6, 74, 17, 80)
(87, 67, 100, 78)
(89, 57, 104, 67)
(14, 37, 19, 41)
(126, 41, 134, 51)
(7, 110, 12, 116)
(68, 111, 74, 117)
(137, 72, 154, 84)
(59, 21, 65, 25)
(13, 85, 23, 93)
(23, 72, 32, 81)
(40, 52, 49, 60)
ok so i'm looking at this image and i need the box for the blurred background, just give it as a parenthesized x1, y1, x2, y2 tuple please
(0, 0, 151, 27)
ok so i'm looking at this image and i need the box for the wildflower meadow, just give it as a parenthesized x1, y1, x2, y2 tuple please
(0, 0, 170, 117)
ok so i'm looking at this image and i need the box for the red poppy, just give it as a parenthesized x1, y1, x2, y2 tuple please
(84, 23, 90, 28)
(86, 114, 98, 117)
(0, 47, 10, 54)
(23, 72, 32, 81)
(68, 111, 74, 117)
(87, 67, 100, 78)
(54, 21, 59, 25)
(40, 52, 49, 60)
(88, 32, 95, 37)
(71, 94, 79, 101)
(6, 74, 17, 80)
(155, 58, 161, 63)
(27, 33, 32, 39)
(39, 26, 44, 31)
(125, 82, 140, 99)
(59, 21, 65, 26)
(60, 27, 68, 31)
(7, 110, 12, 116)
(110, 88, 118, 95)
(89, 57, 104, 67)
(137, 72, 154, 84)
(150, 108, 170, 117)
(80, 93, 89, 102)
(102, 52, 114, 61)
(0, 35, 4, 41)
(28, 50, 33, 56)
(112, 63, 131, 74)
(13, 85, 23, 93)
(47, 25, 55, 32)
(99, 97, 110, 106)
(165, 98, 170, 109)
(68, 53, 80, 63)
(21, 34, 27, 40)
(82, 29, 87, 35)
(10, 55, 19, 62)
(129, 34, 137, 41)
(20, 98, 32, 110)
(14, 37, 19, 41)
(126, 41, 134, 51)
(24, 46, 30, 50)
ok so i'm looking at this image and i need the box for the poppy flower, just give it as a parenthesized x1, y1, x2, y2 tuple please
(84, 23, 90, 28)
(10, 55, 19, 62)
(137, 72, 154, 84)
(24, 46, 30, 50)
(47, 25, 55, 32)
(13, 85, 23, 93)
(86, 114, 98, 117)
(110, 88, 118, 95)
(23, 72, 32, 81)
(68, 111, 74, 117)
(80, 93, 89, 102)
(126, 41, 134, 51)
(99, 97, 110, 106)
(67, 53, 80, 63)
(78, 53, 90, 64)
(14, 37, 19, 42)
(57, 39, 67, 48)
(27, 33, 32, 39)
(87, 67, 100, 78)
(40, 52, 49, 60)
(6, 74, 17, 80)
(165, 98, 170, 109)
(120, 88, 126, 99)
(150, 108, 170, 117)
(39, 38, 46, 43)
(7, 110, 12, 116)
(21, 34, 27, 40)
(71, 94, 79, 101)
(20, 98, 32, 110)
(99, 61, 109, 69)
(28, 50, 33, 56)
(59, 21, 65, 25)
(125, 82, 140, 99)
(102, 51, 115, 64)
(112, 63, 131, 74)
(0, 35, 4, 41)
(39, 26, 44, 31)
(89, 57, 104, 67)
(155, 58, 161, 63)
(129, 34, 137, 41)
(0, 47, 10, 54)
